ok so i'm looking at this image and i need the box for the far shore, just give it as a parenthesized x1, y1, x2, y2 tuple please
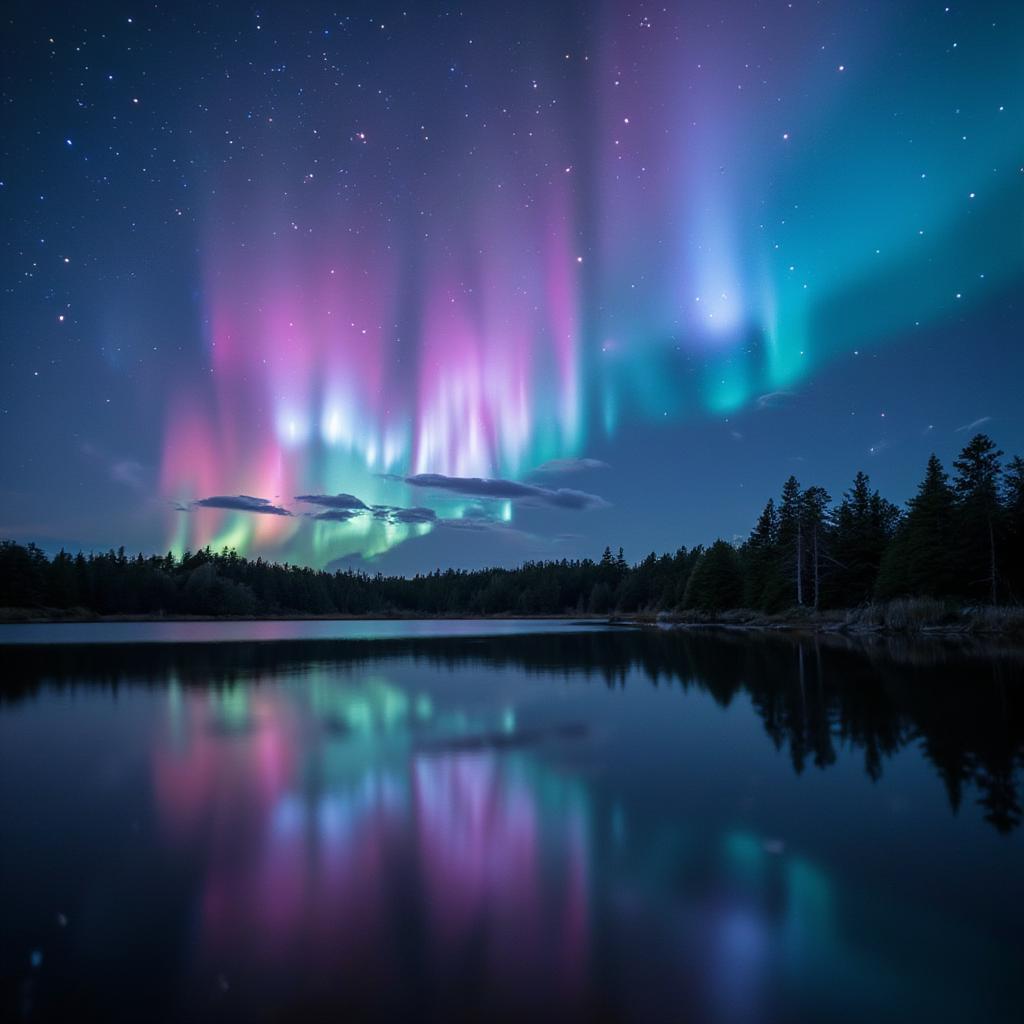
(3, 601, 1024, 640)
(0, 610, 609, 625)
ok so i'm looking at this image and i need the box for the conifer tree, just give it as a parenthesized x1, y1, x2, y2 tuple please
(683, 540, 743, 612)
(952, 434, 1003, 604)
(742, 499, 781, 609)
(829, 471, 900, 606)
(777, 476, 804, 606)
(876, 454, 956, 599)
(801, 485, 832, 610)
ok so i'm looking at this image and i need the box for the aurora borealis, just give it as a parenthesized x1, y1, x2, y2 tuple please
(3, 1, 1023, 570)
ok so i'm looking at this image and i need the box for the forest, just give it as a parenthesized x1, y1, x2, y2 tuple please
(1, 433, 1022, 619)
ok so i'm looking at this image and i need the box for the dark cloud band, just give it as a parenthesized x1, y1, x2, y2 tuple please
(193, 495, 292, 516)
(295, 493, 368, 510)
(404, 473, 608, 510)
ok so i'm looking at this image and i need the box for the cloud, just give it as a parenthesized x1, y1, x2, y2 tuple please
(372, 501, 527, 532)
(193, 495, 292, 516)
(404, 473, 609, 510)
(436, 518, 494, 531)
(369, 504, 438, 525)
(756, 390, 796, 410)
(531, 457, 610, 475)
(313, 508, 365, 522)
(404, 474, 536, 501)
(295, 493, 368, 510)
(80, 442, 149, 492)
(379, 504, 510, 531)
(955, 416, 992, 433)
(295, 492, 452, 528)
(435, 512, 508, 531)
(391, 506, 438, 524)
(110, 459, 147, 489)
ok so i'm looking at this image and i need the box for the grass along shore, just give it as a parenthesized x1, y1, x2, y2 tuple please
(624, 599, 1024, 638)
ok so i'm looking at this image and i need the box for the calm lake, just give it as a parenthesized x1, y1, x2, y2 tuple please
(1, 620, 1022, 1022)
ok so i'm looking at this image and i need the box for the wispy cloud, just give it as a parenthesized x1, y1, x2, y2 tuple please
(193, 495, 292, 516)
(531, 457, 610, 475)
(756, 390, 796, 410)
(955, 416, 992, 433)
(435, 511, 514, 531)
(404, 473, 609, 510)
(110, 459, 147, 489)
(80, 442, 149, 491)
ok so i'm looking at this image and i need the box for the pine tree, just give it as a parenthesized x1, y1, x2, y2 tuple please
(829, 471, 900, 606)
(801, 485, 832, 610)
(952, 434, 1003, 604)
(683, 540, 743, 612)
(777, 476, 804, 606)
(615, 546, 628, 574)
(47, 548, 80, 608)
(876, 454, 956, 599)
(742, 499, 781, 609)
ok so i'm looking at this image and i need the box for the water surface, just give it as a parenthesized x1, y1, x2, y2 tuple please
(0, 616, 608, 645)
(1, 623, 1021, 1022)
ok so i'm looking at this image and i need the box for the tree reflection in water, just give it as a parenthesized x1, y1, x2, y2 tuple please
(6, 628, 1020, 833)
(2, 627, 1023, 1022)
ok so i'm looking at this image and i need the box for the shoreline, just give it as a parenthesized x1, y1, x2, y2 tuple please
(621, 605, 1024, 640)
(0, 611, 609, 625)
(2, 607, 1023, 640)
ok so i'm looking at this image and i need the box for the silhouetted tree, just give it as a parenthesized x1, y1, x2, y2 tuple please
(777, 475, 804, 606)
(2, 433, 1022, 620)
(952, 433, 1003, 604)
(801, 485, 832, 611)
(828, 471, 900, 607)
(683, 540, 743, 612)
(742, 499, 782, 610)
(1003, 455, 1024, 603)
(876, 455, 956, 600)
(0, 541, 48, 607)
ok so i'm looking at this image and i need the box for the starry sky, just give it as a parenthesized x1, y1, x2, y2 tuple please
(2, 1, 1022, 573)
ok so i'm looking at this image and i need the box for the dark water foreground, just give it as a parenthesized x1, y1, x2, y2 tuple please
(1, 623, 1022, 1023)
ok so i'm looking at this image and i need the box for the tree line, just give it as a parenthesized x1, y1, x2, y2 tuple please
(1, 433, 1022, 618)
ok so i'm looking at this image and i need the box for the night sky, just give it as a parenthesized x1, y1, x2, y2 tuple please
(2, 1, 1022, 573)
